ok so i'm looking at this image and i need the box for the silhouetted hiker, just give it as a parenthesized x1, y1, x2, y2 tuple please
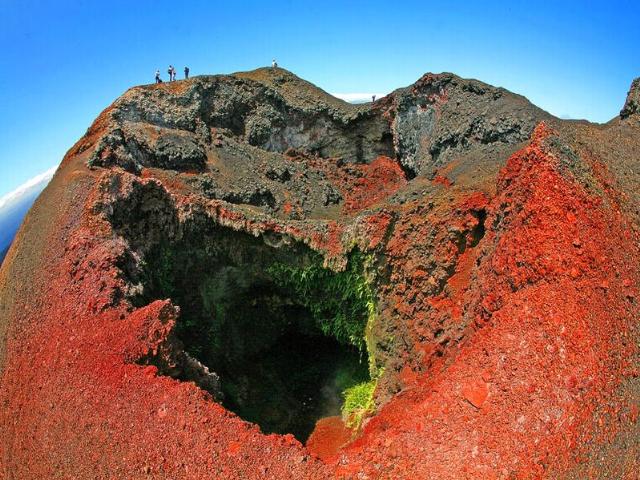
(155, 70, 161, 84)
(184, 66, 190, 79)
(372, 95, 376, 102)
(272, 59, 278, 68)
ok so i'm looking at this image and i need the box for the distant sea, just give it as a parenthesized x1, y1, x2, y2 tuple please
(0, 170, 55, 266)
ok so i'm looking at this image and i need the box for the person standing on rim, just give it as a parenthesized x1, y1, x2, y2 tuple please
(155, 70, 161, 84)
(168, 65, 174, 82)
(184, 66, 190, 79)
(272, 59, 278, 68)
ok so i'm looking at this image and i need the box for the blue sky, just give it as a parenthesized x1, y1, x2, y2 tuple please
(0, 0, 638, 200)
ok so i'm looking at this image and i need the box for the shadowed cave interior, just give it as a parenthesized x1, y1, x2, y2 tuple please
(136, 225, 373, 441)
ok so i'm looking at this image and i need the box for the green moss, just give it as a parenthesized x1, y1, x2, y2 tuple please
(140, 244, 176, 298)
(341, 377, 377, 429)
(266, 250, 375, 351)
(268, 250, 382, 430)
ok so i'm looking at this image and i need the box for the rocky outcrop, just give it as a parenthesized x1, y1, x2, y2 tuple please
(88, 69, 394, 173)
(85, 69, 551, 187)
(621, 77, 640, 119)
(0, 70, 639, 479)
(381, 73, 551, 175)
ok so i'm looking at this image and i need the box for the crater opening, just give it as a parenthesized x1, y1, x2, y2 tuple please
(469, 208, 487, 248)
(135, 224, 376, 441)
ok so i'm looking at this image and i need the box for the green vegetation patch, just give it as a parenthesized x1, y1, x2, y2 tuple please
(342, 377, 377, 429)
(266, 249, 375, 351)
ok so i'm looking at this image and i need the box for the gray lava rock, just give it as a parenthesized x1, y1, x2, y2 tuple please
(386, 73, 550, 175)
(84, 68, 554, 216)
(621, 77, 640, 119)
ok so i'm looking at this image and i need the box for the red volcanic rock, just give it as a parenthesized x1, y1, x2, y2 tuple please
(0, 68, 639, 479)
(306, 416, 353, 462)
(462, 379, 489, 408)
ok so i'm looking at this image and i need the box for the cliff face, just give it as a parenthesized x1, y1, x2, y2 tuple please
(621, 77, 640, 119)
(0, 68, 639, 479)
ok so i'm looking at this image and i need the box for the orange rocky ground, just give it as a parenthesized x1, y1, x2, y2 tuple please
(0, 69, 639, 479)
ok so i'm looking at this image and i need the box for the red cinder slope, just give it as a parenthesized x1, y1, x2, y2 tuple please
(336, 123, 640, 478)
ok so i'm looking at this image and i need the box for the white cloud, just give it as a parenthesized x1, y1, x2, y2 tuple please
(0, 166, 57, 210)
(331, 93, 388, 103)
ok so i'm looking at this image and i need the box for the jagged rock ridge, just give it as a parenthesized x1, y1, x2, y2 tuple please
(621, 77, 640, 119)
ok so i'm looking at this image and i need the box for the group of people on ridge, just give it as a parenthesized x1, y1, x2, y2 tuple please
(155, 60, 279, 84)
(155, 65, 189, 83)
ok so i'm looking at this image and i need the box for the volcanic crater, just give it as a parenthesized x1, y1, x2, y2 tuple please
(1, 67, 639, 479)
